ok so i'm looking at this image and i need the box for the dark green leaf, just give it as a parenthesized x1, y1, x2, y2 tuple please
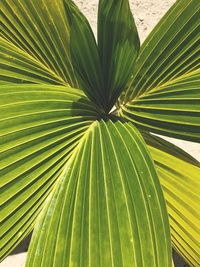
(98, 0, 140, 111)
(64, 0, 105, 110)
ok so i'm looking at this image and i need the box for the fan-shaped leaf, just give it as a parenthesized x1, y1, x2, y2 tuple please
(26, 120, 171, 267)
(144, 132, 200, 266)
(0, 84, 98, 260)
(0, 0, 78, 86)
(120, 70, 200, 142)
(120, 0, 200, 142)
(0, 37, 65, 85)
(124, 0, 200, 100)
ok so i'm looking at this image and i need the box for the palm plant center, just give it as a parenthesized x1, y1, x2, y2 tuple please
(0, 0, 200, 266)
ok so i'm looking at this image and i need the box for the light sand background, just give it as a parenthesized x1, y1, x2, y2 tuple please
(1, 0, 199, 266)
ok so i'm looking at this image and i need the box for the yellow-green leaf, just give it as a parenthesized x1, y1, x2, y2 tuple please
(0, 0, 78, 86)
(26, 120, 172, 267)
(0, 84, 98, 260)
(144, 132, 200, 267)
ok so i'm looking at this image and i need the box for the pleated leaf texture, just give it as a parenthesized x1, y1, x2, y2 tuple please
(0, 0, 199, 267)
(143, 133, 200, 266)
(120, 0, 200, 142)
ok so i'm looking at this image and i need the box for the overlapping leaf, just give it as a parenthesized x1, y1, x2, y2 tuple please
(124, 0, 200, 100)
(120, 0, 200, 142)
(0, 84, 98, 261)
(0, 0, 78, 86)
(144, 132, 200, 266)
(98, 0, 140, 111)
(0, 0, 199, 266)
(64, 0, 140, 112)
(26, 120, 172, 267)
(120, 70, 200, 142)
(64, 0, 105, 109)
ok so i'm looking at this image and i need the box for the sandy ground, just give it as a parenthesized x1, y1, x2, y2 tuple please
(1, 0, 199, 266)
(1, 254, 27, 267)
(75, 0, 176, 43)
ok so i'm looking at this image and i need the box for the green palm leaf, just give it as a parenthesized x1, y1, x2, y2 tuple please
(120, 0, 200, 142)
(98, 0, 140, 111)
(26, 120, 171, 267)
(0, 84, 98, 260)
(0, 0, 78, 86)
(0, 0, 199, 266)
(64, 0, 105, 109)
(144, 132, 200, 266)
(0, 37, 65, 85)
